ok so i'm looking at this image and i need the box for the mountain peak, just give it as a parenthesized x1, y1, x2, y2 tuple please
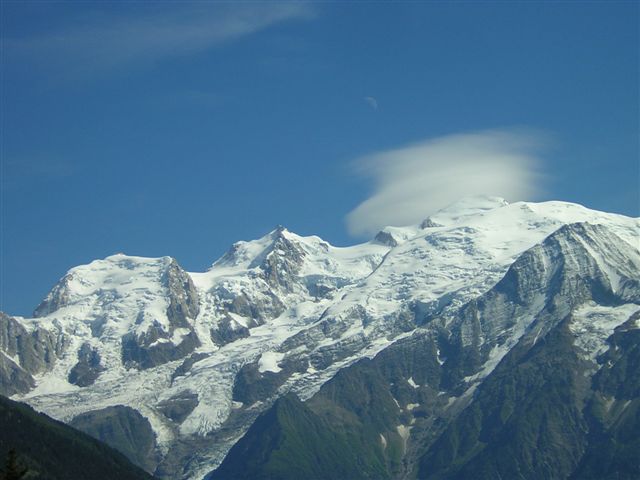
(373, 225, 421, 247)
(437, 195, 509, 215)
(272, 224, 288, 235)
(211, 226, 300, 271)
(33, 254, 177, 317)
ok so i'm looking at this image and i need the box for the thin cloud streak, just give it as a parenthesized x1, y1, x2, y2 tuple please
(345, 129, 547, 236)
(7, 3, 313, 78)
(364, 96, 378, 110)
(3, 156, 78, 192)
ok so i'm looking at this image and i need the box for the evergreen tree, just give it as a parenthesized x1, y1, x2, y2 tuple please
(1, 449, 27, 480)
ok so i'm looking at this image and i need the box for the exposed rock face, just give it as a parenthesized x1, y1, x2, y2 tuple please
(257, 227, 307, 292)
(68, 342, 104, 386)
(204, 228, 308, 342)
(0, 312, 67, 395)
(217, 289, 285, 326)
(164, 259, 200, 328)
(32, 273, 74, 317)
(24, 328, 67, 374)
(437, 222, 639, 393)
(209, 314, 250, 346)
(122, 328, 200, 370)
(121, 259, 201, 370)
(232, 357, 307, 407)
(420, 217, 443, 229)
(171, 352, 209, 383)
(0, 312, 66, 375)
(70, 405, 159, 473)
(0, 355, 35, 396)
(418, 320, 591, 479)
(0, 312, 27, 357)
(415, 308, 640, 480)
(374, 230, 399, 247)
(157, 391, 199, 423)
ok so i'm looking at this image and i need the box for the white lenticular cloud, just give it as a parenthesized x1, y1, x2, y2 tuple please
(345, 129, 546, 236)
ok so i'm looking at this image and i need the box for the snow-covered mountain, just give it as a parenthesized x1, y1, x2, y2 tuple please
(1, 197, 639, 479)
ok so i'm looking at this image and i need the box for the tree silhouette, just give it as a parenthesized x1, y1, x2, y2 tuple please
(1, 449, 28, 480)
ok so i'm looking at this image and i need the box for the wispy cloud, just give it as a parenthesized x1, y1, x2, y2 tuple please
(6, 3, 313, 78)
(3, 156, 78, 191)
(345, 129, 547, 236)
(364, 96, 378, 110)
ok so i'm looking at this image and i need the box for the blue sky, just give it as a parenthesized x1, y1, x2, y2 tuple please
(2, 1, 638, 315)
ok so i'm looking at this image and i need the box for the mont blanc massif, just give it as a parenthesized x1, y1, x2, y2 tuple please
(1, 196, 639, 480)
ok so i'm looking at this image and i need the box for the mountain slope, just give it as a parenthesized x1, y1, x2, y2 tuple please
(1, 197, 638, 479)
(211, 220, 640, 479)
(208, 393, 391, 480)
(0, 395, 153, 480)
